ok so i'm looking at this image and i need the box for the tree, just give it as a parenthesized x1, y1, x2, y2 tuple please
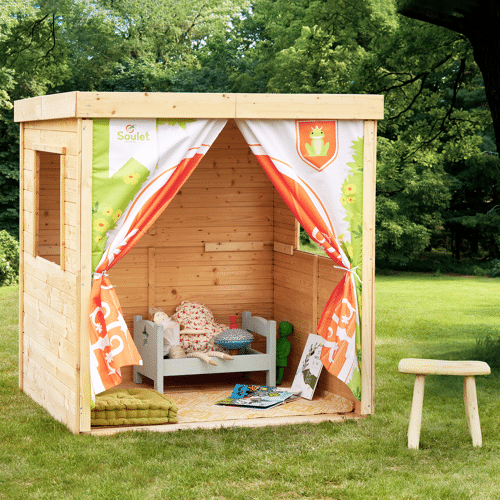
(0, 1, 69, 235)
(355, 13, 497, 263)
(58, 0, 247, 92)
(227, 0, 495, 264)
(0, 0, 496, 263)
(443, 154, 500, 260)
(396, 0, 500, 261)
(398, 0, 500, 150)
(0, 0, 248, 234)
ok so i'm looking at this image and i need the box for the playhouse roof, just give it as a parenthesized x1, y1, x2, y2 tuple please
(14, 92, 384, 123)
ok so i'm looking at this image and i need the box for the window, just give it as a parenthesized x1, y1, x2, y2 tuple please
(35, 150, 65, 268)
(298, 224, 327, 256)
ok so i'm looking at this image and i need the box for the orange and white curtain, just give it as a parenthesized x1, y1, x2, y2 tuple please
(236, 119, 364, 398)
(90, 118, 227, 397)
(91, 117, 364, 399)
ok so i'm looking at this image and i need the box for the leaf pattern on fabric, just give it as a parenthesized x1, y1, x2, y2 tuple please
(92, 121, 150, 270)
(340, 137, 364, 263)
(157, 119, 196, 130)
(339, 136, 364, 399)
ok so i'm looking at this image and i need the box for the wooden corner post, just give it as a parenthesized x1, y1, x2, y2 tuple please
(78, 118, 93, 432)
(361, 120, 377, 415)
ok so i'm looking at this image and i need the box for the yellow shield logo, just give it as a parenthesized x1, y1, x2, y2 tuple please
(296, 120, 339, 171)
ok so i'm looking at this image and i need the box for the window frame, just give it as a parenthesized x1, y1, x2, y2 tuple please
(33, 145, 67, 270)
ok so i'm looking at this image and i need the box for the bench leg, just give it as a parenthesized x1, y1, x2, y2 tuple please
(267, 364, 276, 387)
(154, 375, 164, 395)
(408, 374, 425, 450)
(464, 376, 482, 447)
(133, 367, 142, 385)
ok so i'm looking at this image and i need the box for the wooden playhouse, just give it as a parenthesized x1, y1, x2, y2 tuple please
(15, 92, 383, 434)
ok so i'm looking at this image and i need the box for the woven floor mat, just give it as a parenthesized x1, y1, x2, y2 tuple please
(163, 387, 354, 423)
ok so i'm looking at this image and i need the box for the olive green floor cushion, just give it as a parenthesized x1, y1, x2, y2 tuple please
(91, 388, 178, 426)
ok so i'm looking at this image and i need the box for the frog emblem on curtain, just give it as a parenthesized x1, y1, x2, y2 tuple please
(296, 120, 339, 171)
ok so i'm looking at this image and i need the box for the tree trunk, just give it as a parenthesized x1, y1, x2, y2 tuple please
(398, 0, 500, 150)
(452, 226, 462, 261)
(464, 2, 500, 150)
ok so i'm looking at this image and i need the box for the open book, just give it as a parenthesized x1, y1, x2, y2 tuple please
(215, 384, 296, 410)
(291, 334, 325, 400)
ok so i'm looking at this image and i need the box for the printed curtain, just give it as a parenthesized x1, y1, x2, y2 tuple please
(90, 117, 364, 400)
(90, 118, 227, 397)
(236, 120, 364, 399)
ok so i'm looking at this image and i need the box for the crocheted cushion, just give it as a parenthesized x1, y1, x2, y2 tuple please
(214, 329, 254, 350)
(91, 388, 178, 426)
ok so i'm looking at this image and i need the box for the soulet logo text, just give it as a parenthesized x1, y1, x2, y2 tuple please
(117, 124, 151, 141)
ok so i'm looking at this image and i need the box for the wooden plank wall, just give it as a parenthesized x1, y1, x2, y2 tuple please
(23, 120, 79, 272)
(20, 119, 80, 432)
(110, 120, 275, 382)
(273, 192, 359, 409)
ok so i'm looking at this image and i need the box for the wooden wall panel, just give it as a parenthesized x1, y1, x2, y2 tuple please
(168, 188, 272, 208)
(273, 190, 298, 249)
(23, 129, 79, 272)
(317, 259, 345, 315)
(135, 228, 273, 248)
(24, 271, 77, 320)
(23, 292, 77, 346)
(24, 118, 79, 133)
(273, 250, 358, 408)
(22, 262, 79, 430)
(24, 128, 78, 156)
(20, 119, 80, 433)
(111, 120, 275, 383)
(23, 253, 77, 298)
(23, 313, 76, 368)
(23, 356, 77, 431)
(274, 252, 317, 372)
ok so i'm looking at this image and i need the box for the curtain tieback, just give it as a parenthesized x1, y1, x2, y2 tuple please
(334, 265, 363, 284)
(93, 271, 109, 279)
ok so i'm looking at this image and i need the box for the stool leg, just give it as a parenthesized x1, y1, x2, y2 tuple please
(408, 374, 425, 449)
(464, 376, 482, 447)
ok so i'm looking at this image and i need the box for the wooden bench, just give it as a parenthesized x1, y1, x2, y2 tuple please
(398, 358, 491, 449)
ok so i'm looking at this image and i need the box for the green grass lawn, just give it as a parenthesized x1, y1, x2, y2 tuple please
(1, 275, 499, 500)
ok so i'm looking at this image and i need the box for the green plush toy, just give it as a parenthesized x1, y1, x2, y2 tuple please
(276, 321, 293, 385)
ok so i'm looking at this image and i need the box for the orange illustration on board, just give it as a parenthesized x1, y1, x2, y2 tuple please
(296, 120, 339, 171)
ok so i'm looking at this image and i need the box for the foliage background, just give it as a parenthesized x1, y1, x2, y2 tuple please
(0, 0, 498, 272)
(0, 230, 19, 286)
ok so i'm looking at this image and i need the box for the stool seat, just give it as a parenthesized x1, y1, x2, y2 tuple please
(398, 358, 491, 376)
(399, 358, 490, 449)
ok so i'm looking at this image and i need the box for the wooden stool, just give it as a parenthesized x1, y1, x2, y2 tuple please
(398, 358, 491, 449)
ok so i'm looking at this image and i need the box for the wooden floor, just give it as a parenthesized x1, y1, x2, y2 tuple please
(89, 374, 359, 436)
